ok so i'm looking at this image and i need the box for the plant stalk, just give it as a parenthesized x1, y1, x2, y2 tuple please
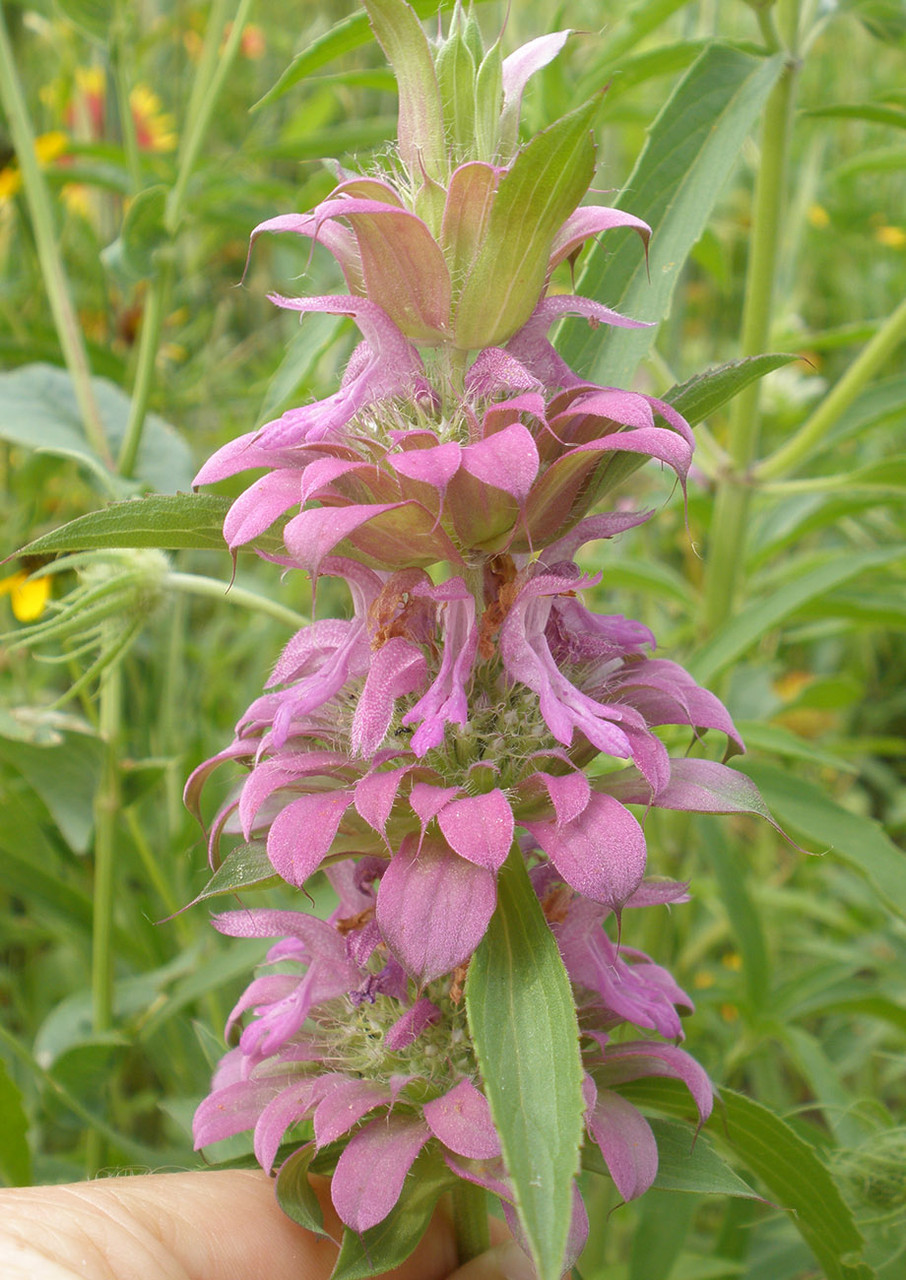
(756, 292, 906, 480)
(119, 0, 253, 473)
(167, 571, 308, 630)
(700, 1, 802, 635)
(0, 7, 112, 468)
(87, 637, 123, 1174)
(117, 259, 172, 477)
(452, 1180, 490, 1266)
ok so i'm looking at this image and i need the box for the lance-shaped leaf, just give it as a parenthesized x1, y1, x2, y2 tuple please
(562, 45, 785, 386)
(435, 4, 477, 151)
(454, 96, 598, 349)
(441, 162, 501, 299)
(15, 494, 235, 555)
(466, 848, 584, 1280)
(363, 0, 446, 181)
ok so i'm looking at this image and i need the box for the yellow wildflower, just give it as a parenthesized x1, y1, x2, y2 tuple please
(875, 225, 906, 249)
(0, 565, 51, 622)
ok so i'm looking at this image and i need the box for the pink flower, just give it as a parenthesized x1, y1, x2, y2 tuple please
(186, 549, 762, 980)
(195, 292, 692, 572)
(193, 859, 711, 1235)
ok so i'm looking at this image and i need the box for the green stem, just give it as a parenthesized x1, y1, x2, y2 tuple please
(120, 0, 252, 472)
(0, 8, 112, 468)
(117, 260, 172, 476)
(756, 293, 906, 481)
(451, 1180, 490, 1266)
(700, 1, 801, 635)
(166, 0, 254, 236)
(167, 571, 308, 630)
(111, 7, 142, 193)
(87, 639, 123, 1175)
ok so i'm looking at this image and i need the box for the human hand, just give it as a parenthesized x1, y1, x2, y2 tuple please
(0, 1169, 534, 1279)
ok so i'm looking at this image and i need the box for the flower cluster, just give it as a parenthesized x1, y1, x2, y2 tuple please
(193, 861, 711, 1248)
(189, 0, 770, 1266)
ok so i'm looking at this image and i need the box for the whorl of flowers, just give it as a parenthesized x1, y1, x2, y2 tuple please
(193, 859, 711, 1254)
(189, 1, 775, 1266)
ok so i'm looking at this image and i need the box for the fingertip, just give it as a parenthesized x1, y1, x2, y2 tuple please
(450, 1240, 537, 1280)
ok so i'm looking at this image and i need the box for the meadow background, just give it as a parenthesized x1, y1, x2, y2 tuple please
(1, 0, 905, 1277)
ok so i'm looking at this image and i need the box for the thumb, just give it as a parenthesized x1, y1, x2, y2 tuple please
(450, 1240, 537, 1280)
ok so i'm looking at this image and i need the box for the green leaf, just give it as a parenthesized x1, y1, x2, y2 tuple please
(838, 0, 906, 44)
(618, 1080, 872, 1280)
(575, 0, 701, 89)
(736, 759, 906, 920)
(0, 731, 103, 854)
(601, 39, 709, 103)
(825, 374, 906, 452)
(331, 1149, 451, 1280)
(454, 96, 598, 348)
(734, 721, 858, 774)
(687, 547, 906, 684)
(255, 0, 469, 111)
(275, 1144, 333, 1240)
(465, 849, 584, 1280)
(190, 842, 278, 904)
(649, 1120, 761, 1199)
(665, 354, 800, 427)
(697, 820, 770, 1015)
(0, 1056, 32, 1186)
(55, 0, 113, 41)
(361, 0, 445, 180)
(630, 1189, 698, 1280)
(803, 102, 906, 129)
(561, 45, 785, 386)
(18, 494, 233, 555)
(0, 364, 193, 494)
(832, 144, 906, 179)
(117, 184, 170, 280)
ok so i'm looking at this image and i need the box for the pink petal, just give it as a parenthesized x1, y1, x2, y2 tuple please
(460, 422, 539, 504)
(352, 637, 428, 756)
(266, 791, 354, 886)
(384, 997, 441, 1051)
(437, 789, 514, 872)
(331, 1113, 431, 1232)
(284, 502, 407, 577)
(595, 1042, 713, 1126)
(585, 1084, 658, 1202)
(313, 1078, 391, 1147)
(254, 1076, 332, 1174)
(548, 208, 651, 273)
(522, 791, 646, 908)
(376, 834, 497, 983)
(389, 441, 462, 491)
(408, 781, 461, 829)
(354, 766, 412, 841)
(423, 1079, 501, 1160)
(222, 470, 303, 549)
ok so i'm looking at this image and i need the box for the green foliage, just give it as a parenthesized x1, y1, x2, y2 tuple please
(2, 2, 905, 1278)
(466, 849, 585, 1280)
(561, 45, 785, 386)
